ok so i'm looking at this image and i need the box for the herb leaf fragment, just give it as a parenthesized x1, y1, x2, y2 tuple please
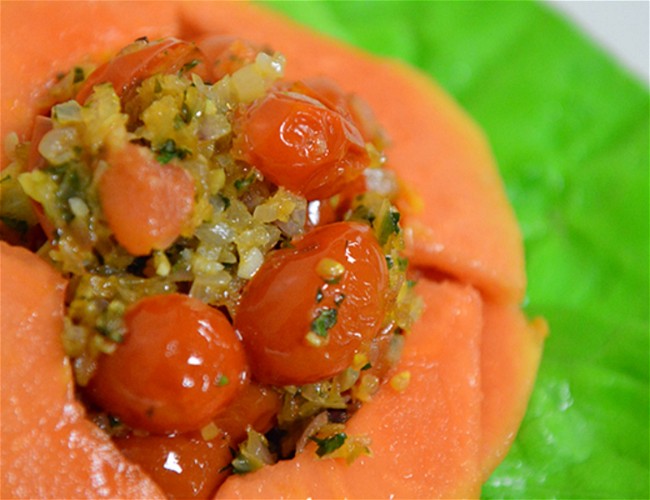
(310, 308, 338, 338)
(310, 432, 347, 457)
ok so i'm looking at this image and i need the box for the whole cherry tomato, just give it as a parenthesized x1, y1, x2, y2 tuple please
(76, 37, 210, 103)
(287, 78, 386, 146)
(235, 222, 389, 385)
(88, 293, 248, 434)
(233, 90, 370, 200)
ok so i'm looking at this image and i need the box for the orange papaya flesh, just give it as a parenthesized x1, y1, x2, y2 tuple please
(215, 278, 483, 499)
(0, 241, 163, 499)
(479, 303, 547, 480)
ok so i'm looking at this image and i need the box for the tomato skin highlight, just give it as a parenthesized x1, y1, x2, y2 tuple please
(88, 293, 248, 434)
(99, 143, 195, 256)
(288, 78, 385, 146)
(76, 38, 210, 103)
(212, 382, 281, 443)
(235, 222, 389, 386)
(234, 90, 370, 200)
(113, 432, 232, 499)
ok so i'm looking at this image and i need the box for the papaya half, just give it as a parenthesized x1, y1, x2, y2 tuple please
(0, 1, 545, 498)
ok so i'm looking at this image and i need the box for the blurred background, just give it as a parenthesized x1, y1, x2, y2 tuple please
(547, 0, 649, 83)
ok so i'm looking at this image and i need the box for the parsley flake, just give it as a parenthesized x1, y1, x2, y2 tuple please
(378, 209, 401, 245)
(311, 308, 338, 338)
(156, 139, 189, 164)
(73, 66, 85, 84)
(310, 432, 347, 457)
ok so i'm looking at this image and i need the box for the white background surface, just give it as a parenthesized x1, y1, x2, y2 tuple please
(546, 0, 649, 84)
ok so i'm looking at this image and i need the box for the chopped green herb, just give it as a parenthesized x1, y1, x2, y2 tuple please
(234, 174, 256, 191)
(73, 66, 85, 84)
(361, 362, 372, 371)
(397, 256, 409, 271)
(315, 288, 324, 303)
(385, 255, 394, 269)
(216, 374, 230, 386)
(310, 432, 347, 457)
(179, 59, 200, 74)
(311, 308, 338, 338)
(378, 209, 400, 245)
(231, 428, 274, 474)
(156, 139, 189, 164)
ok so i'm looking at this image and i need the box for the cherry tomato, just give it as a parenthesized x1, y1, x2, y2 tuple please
(76, 37, 210, 103)
(113, 432, 232, 499)
(288, 78, 386, 146)
(233, 90, 370, 201)
(99, 143, 195, 256)
(235, 222, 389, 386)
(88, 293, 248, 434)
(196, 35, 260, 81)
(212, 382, 281, 443)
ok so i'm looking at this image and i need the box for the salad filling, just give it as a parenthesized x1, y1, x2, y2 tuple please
(1, 36, 421, 498)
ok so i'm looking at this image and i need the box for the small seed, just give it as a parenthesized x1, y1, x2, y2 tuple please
(316, 258, 345, 282)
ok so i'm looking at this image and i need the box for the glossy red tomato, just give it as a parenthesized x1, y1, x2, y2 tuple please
(235, 222, 389, 385)
(233, 90, 370, 200)
(287, 78, 385, 146)
(76, 37, 210, 103)
(88, 293, 248, 434)
(212, 382, 281, 443)
(113, 432, 232, 499)
(113, 382, 280, 498)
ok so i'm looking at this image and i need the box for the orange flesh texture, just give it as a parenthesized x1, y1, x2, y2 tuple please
(216, 278, 483, 499)
(0, 242, 163, 499)
(480, 303, 548, 480)
(99, 144, 196, 256)
(0, 1, 544, 498)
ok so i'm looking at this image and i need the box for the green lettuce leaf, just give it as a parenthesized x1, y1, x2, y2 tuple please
(265, 2, 649, 498)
